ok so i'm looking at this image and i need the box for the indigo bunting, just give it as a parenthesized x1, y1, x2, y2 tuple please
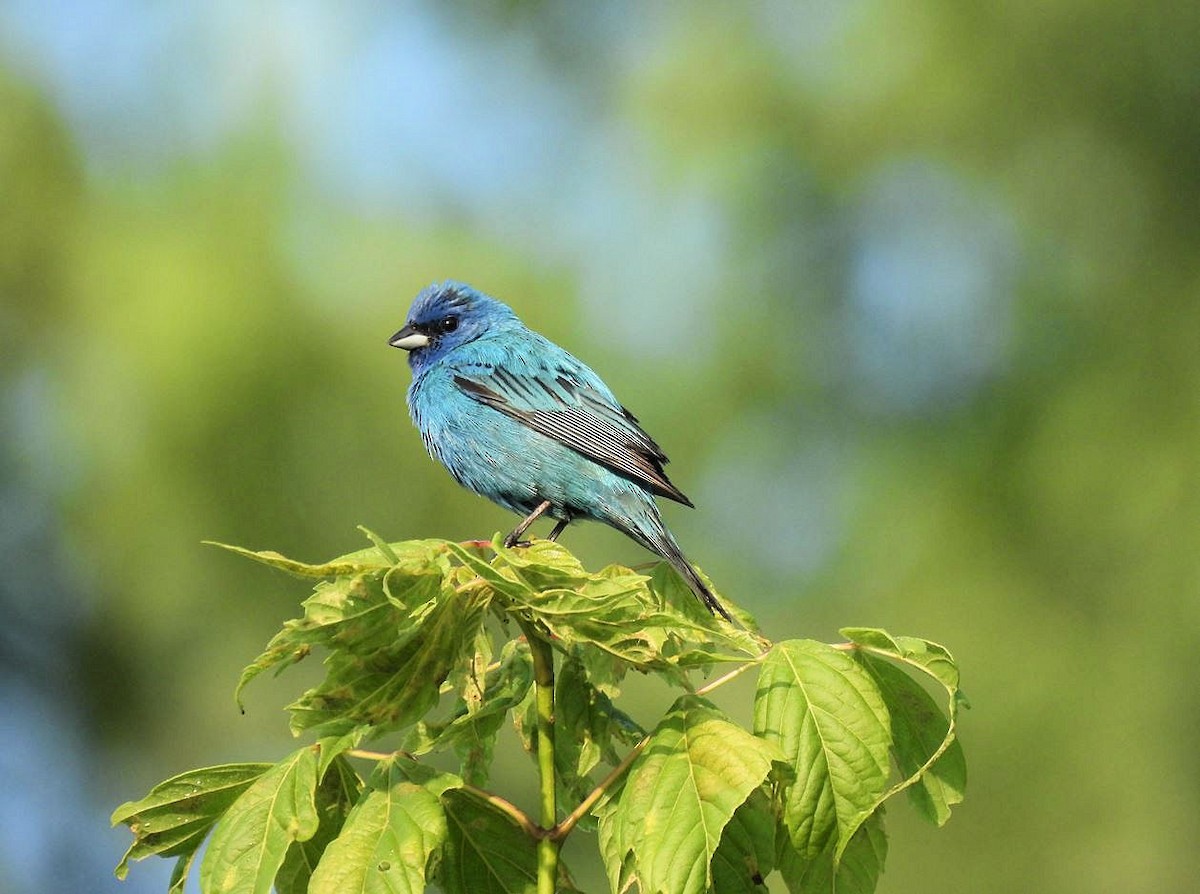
(389, 281, 731, 621)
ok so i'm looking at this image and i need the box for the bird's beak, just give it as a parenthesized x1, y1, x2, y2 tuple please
(389, 325, 430, 351)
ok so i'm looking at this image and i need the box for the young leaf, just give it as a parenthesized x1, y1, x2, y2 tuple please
(448, 626, 495, 718)
(510, 674, 539, 757)
(236, 562, 448, 706)
(503, 570, 758, 680)
(553, 654, 602, 794)
(553, 652, 644, 809)
(489, 537, 592, 592)
(205, 542, 385, 578)
(287, 586, 490, 737)
(710, 789, 776, 894)
(436, 788, 539, 894)
(753, 640, 891, 864)
(308, 759, 448, 894)
(575, 643, 630, 698)
(599, 695, 785, 894)
(112, 762, 273, 890)
(857, 653, 966, 826)
(198, 745, 322, 894)
(208, 537, 454, 579)
(276, 756, 362, 894)
(403, 638, 534, 786)
(645, 563, 763, 637)
(445, 540, 535, 601)
(776, 809, 888, 894)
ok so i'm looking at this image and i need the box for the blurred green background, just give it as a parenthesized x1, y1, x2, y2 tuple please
(2, 2, 1198, 892)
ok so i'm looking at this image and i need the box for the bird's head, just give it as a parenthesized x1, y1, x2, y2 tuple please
(389, 281, 518, 372)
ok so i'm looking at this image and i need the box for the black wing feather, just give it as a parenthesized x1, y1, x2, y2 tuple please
(452, 372, 693, 505)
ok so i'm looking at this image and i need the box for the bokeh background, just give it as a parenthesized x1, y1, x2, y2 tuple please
(2, 2, 1198, 892)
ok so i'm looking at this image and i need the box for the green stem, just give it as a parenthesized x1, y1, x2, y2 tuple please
(519, 618, 559, 894)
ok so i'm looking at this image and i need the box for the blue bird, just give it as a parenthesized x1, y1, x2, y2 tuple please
(389, 281, 732, 622)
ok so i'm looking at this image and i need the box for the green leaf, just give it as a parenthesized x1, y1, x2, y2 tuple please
(229, 537, 459, 708)
(357, 525, 401, 564)
(389, 754, 464, 800)
(445, 540, 535, 600)
(510, 672, 539, 757)
(112, 762, 273, 889)
(509, 568, 759, 676)
(594, 776, 637, 894)
(403, 638, 534, 786)
(208, 537, 453, 579)
(599, 695, 784, 894)
(447, 626, 495, 718)
(553, 652, 644, 813)
(575, 643, 630, 699)
(448, 541, 762, 687)
(308, 759, 448, 894)
(167, 846, 201, 894)
(199, 745, 321, 894)
(776, 809, 888, 894)
(488, 536, 592, 592)
(436, 788, 538, 894)
(858, 654, 966, 826)
(753, 640, 891, 864)
(839, 628, 966, 826)
(644, 563, 763, 636)
(204, 541, 388, 578)
(553, 653, 606, 802)
(236, 561, 449, 707)
(839, 628, 960, 694)
(287, 586, 490, 737)
(317, 728, 369, 777)
(276, 755, 362, 894)
(710, 789, 776, 894)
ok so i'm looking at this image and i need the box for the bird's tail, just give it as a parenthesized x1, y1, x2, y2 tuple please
(615, 512, 734, 623)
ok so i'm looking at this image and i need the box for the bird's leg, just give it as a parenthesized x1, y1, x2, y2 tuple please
(504, 500, 553, 548)
(546, 518, 569, 542)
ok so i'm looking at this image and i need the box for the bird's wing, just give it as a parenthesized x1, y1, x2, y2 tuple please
(450, 352, 693, 506)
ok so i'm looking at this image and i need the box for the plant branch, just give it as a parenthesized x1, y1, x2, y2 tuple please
(695, 660, 758, 696)
(346, 748, 409, 762)
(550, 733, 648, 841)
(463, 784, 544, 840)
(550, 659, 760, 841)
(346, 748, 544, 840)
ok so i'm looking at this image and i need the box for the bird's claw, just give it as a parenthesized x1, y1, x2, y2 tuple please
(502, 536, 533, 549)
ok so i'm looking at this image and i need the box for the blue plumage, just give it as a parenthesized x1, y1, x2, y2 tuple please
(389, 280, 731, 621)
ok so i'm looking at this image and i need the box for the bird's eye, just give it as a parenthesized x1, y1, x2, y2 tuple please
(438, 316, 458, 334)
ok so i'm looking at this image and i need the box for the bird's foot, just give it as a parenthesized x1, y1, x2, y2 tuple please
(503, 500, 552, 550)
